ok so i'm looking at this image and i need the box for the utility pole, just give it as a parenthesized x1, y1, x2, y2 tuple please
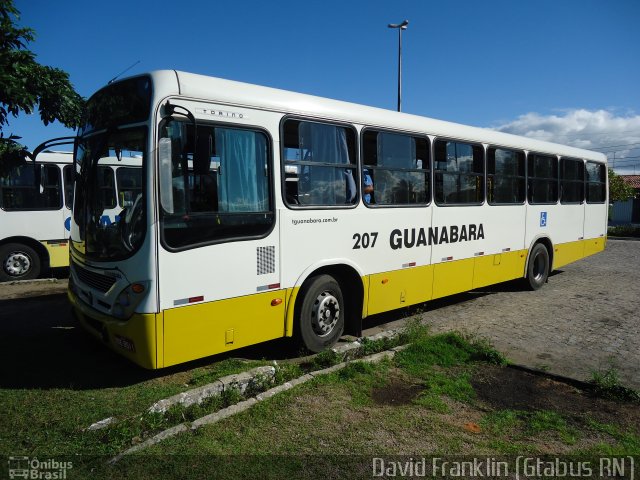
(388, 20, 409, 112)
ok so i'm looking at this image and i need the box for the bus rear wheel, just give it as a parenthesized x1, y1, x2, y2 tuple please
(0, 243, 41, 282)
(297, 274, 345, 353)
(525, 243, 549, 290)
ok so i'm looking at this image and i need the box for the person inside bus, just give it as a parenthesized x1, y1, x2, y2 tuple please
(363, 168, 374, 204)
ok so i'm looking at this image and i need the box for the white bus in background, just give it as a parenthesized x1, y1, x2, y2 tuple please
(0, 151, 142, 281)
(67, 71, 608, 369)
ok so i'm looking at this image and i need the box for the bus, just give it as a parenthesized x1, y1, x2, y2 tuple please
(67, 71, 608, 369)
(0, 151, 142, 281)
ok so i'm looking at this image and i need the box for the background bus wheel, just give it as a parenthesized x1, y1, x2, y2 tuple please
(525, 243, 549, 291)
(0, 243, 41, 282)
(297, 274, 345, 353)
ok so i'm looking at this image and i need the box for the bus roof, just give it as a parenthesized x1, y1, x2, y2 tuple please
(143, 70, 607, 164)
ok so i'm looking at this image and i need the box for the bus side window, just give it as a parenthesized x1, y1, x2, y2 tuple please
(434, 140, 484, 205)
(282, 119, 357, 207)
(586, 161, 606, 203)
(63, 165, 74, 209)
(362, 130, 430, 206)
(117, 167, 143, 208)
(0, 163, 61, 210)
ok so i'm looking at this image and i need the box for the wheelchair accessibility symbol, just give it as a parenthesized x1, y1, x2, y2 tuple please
(540, 212, 547, 227)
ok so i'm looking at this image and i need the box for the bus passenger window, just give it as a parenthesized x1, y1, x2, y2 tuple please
(362, 130, 430, 206)
(560, 158, 585, 204)
(63, 165, 74, 209)
(528, 153, 558, 204)
(0, 164, 62, 211)
(487, 147, 525, 204)
(282, 119, 357, 207)
(158, 120, 273, 249)
(116, 167, 143, 208)
(586, 161, 606, 203)
(434, 140, 484, 205)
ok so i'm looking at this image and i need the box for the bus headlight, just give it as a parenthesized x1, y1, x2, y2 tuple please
(117, 292, 131, 307)
(112, 281, 149, 319)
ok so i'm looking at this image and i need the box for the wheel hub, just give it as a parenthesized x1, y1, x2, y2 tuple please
(311, 292, 340, 337)
(4, 252, 31, 276)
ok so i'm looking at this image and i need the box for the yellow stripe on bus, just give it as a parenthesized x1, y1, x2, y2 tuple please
(368, 265, 433, 316)
(472, 250, 527, 290)
(553, 240, 586, 269)
(583, 237, 606, 258)
(162, 290, 286, 367)
(42, 241, 69, 268)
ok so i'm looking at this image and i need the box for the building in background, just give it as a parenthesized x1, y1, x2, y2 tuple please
(610, 175, 640, 225)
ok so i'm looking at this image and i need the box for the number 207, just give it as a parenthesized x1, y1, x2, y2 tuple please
(352, 232, 378, 249)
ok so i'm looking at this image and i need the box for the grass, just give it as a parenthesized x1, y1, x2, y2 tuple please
(3, 320, 640, 480)
(590, 365, 640, 403)
(117, 329, 637, 478)
(0, 357, 271, 456)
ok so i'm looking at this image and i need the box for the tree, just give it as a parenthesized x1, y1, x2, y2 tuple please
(0, 0, 84, 175)
(608, 168, 636, 203)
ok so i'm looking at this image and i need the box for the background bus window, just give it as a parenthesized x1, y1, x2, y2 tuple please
(282, 119, 357, 207)
(560, 158, 585, 204)
(97, 166, 116, 209)
(528, 153, 558, 204)
(116, 167, 143, 208)
(63, 165, 74, 209)
(586, 161, 606, 203)
(362, 130, 429, 206)
(434, 140, 484, 205)
(487, 147, 525, 204)
(0, 163, 62, 210)
(159, 121, 273, 249)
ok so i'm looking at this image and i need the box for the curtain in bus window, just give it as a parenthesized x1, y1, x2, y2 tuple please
(298, 122, 353, 205)
(215, 128, 268, 212)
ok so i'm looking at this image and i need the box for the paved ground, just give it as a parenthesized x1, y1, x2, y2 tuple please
(1, 240, 638, 389)
(364, 239, 640, 389)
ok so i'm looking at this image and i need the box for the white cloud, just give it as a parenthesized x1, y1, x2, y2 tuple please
(490, 109, 640, 173)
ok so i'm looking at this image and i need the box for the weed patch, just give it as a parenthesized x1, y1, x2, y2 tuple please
(590, 366, 640, 403)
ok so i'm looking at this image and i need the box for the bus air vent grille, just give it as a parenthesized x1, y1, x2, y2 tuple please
(257, 246, 275, 275)
(73, 263, 117, 293)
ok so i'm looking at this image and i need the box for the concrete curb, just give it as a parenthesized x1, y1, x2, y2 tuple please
(148, 365, 276, 413)
(108, 423, 189, 464)
(108, 343, 406, 462)
(4, 278, 62, 286)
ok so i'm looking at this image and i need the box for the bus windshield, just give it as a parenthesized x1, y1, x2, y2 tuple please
(71, 127, 146, 260)
(71, 76, 151, 261)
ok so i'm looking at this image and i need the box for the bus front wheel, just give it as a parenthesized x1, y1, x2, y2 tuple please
(0, 243, 41, 282)
(297, 274, 345, 353)
(525, 243, 549, 291)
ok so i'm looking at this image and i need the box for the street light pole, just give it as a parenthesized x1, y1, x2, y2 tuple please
(388, 20, 408, 112)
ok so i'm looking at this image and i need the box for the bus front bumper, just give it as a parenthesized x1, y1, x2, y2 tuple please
(68, 288, 161, 369)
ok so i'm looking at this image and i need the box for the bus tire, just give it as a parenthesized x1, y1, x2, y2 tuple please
(525, 243, 549, 291)
(0, 243, 42, 282)
(297, 274, 345, 353)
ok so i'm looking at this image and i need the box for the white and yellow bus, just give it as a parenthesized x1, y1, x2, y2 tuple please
(0, 151, 142, 281)
(67, 71, 608, 369)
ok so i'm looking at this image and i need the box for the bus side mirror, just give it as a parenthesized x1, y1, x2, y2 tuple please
(159, 137, 174, 214)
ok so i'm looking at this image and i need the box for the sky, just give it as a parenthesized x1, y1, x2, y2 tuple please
(8, 0, 640, 173)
